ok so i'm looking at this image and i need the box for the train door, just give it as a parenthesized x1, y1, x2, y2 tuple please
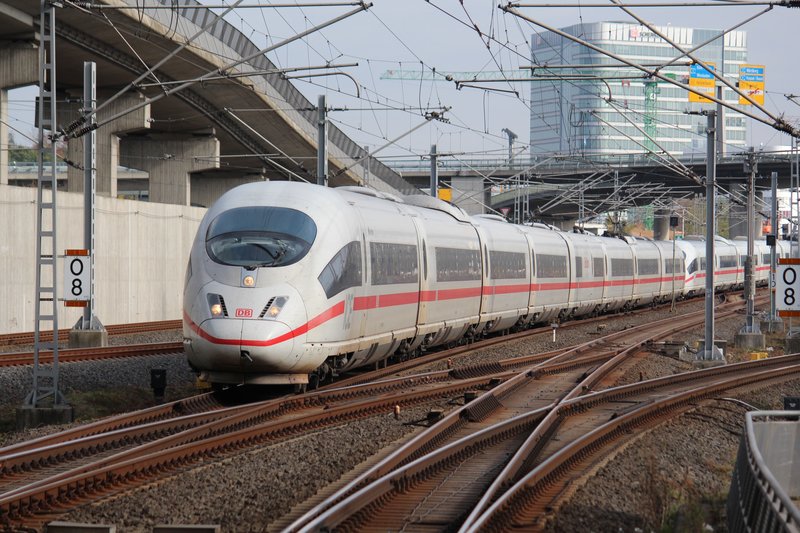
(407, 211, 429, 327)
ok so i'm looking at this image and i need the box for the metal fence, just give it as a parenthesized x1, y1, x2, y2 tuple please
(728, 411, 800, 533)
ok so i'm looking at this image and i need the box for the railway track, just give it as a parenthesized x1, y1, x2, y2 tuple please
(281, 296, 790, 532)
(0, 320, 182, 347)
(0, 295, 765, 529)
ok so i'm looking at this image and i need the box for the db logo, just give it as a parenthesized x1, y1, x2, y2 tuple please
(235, 308, 253, 318)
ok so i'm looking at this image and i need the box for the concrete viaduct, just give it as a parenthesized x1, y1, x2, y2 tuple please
(0, 0, 417, 209)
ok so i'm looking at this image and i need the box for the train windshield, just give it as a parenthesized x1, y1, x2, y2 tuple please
(206, 206, 317, 268)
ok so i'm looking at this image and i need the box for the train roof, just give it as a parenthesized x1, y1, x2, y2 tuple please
(333, 185, 472, 222)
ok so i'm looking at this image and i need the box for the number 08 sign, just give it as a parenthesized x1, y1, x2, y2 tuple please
(63, 249, 91, 306)
(777, 258, 800, 316)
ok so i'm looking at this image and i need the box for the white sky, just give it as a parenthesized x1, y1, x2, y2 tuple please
(6, 1, 800, 163)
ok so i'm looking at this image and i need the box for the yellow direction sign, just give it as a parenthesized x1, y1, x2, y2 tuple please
(689, 62, 716, 103)
(739, 64, 765, 105)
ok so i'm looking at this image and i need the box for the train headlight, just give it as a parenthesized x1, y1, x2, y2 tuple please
(207, 293, 227, 318)
(241, 268, 257, 288)
(265, 296, 288, 319)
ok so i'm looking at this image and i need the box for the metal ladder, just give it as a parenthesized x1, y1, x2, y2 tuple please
(25, 0, 66, 407)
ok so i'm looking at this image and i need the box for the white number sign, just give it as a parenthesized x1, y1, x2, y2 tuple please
(777, 260, 800, 313)
(63, 251, 90, 302)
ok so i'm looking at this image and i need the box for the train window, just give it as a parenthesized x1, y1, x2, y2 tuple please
(739, 255, 746, 266)
(687, 259, 697, 274)
(700, 257, 707, 271)
(318, 241, 362, 299)
(637, 258, 659, 275)
(575, 256, 583, 278)
(370, 242, 419, 285)
(436, 247, 481, 282)
(593, 257, 604, 277)
(536, 254, 567, 278)
(664, 258, 682, 274)
(490, 251, 527, 280)
(762, 253, 770, 264)
(719, 255, 737, 268)
(206, 206, 317, 268)
(611, 258, 633, 277)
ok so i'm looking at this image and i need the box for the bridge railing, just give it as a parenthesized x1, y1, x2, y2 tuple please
(727, 410, 800, 533)
(379, 151, 795, 175)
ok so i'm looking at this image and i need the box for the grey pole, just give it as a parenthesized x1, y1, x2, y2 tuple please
(317, 94, 327, 186)
(745, 149, 759, 333)
(735, 148, 765, 347)
(715, 85, 725, 158)
(430, 144, 438, 198)
(363, 145, 370, 187)
(702, 110, 723, 361)
(83, 61, 97, 330)
(768, 171, 782, 331)
(501, 128, 517, 169)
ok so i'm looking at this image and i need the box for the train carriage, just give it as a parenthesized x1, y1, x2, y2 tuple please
(472, 215, 532, 333)
(714, 237, 740, 290)
(602, 236, 636, 310)
(560, 231, 606, 317)
(404, 195, 482, 347)
(630, 238, 667, 306)
(524, 225, 572, 323)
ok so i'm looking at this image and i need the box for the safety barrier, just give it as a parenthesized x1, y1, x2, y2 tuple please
(727, 411, 800, 533)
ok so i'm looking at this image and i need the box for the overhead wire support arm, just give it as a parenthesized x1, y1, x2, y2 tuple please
(133, 63, 359, 89)
(283, 71, 361, 97)
(455, 82, 519, 96)
(74, 2, 365, 8)
(67, 2, 373, 139)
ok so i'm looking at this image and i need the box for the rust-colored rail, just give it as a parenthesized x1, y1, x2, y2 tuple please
(467, 360, 800, 532)
(0, 342, 183, 367)
(0, 320, 182, 347)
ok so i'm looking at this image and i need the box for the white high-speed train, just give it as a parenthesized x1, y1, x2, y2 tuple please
(182, 181, 786, 388)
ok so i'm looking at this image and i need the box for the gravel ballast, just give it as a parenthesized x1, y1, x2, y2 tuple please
(1, 300, 796, 532)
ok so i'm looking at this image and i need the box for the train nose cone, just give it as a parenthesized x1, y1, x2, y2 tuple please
(189, 318, 297, 373)
(240, 319, 296, 369)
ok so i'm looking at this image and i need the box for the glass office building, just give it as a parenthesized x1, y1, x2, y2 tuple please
(530, 22, 748, 157)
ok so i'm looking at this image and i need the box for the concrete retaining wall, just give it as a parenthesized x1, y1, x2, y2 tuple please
(0, 185, 205, 334)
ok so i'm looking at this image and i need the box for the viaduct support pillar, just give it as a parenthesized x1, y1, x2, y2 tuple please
(121, 133, 219, 205)
(451, 177, 488, 215)
(60, 92, 150, 198)
(653, 208, 670, 241)
(0, 44, 38, 185)
(727, 182, 748, 239)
